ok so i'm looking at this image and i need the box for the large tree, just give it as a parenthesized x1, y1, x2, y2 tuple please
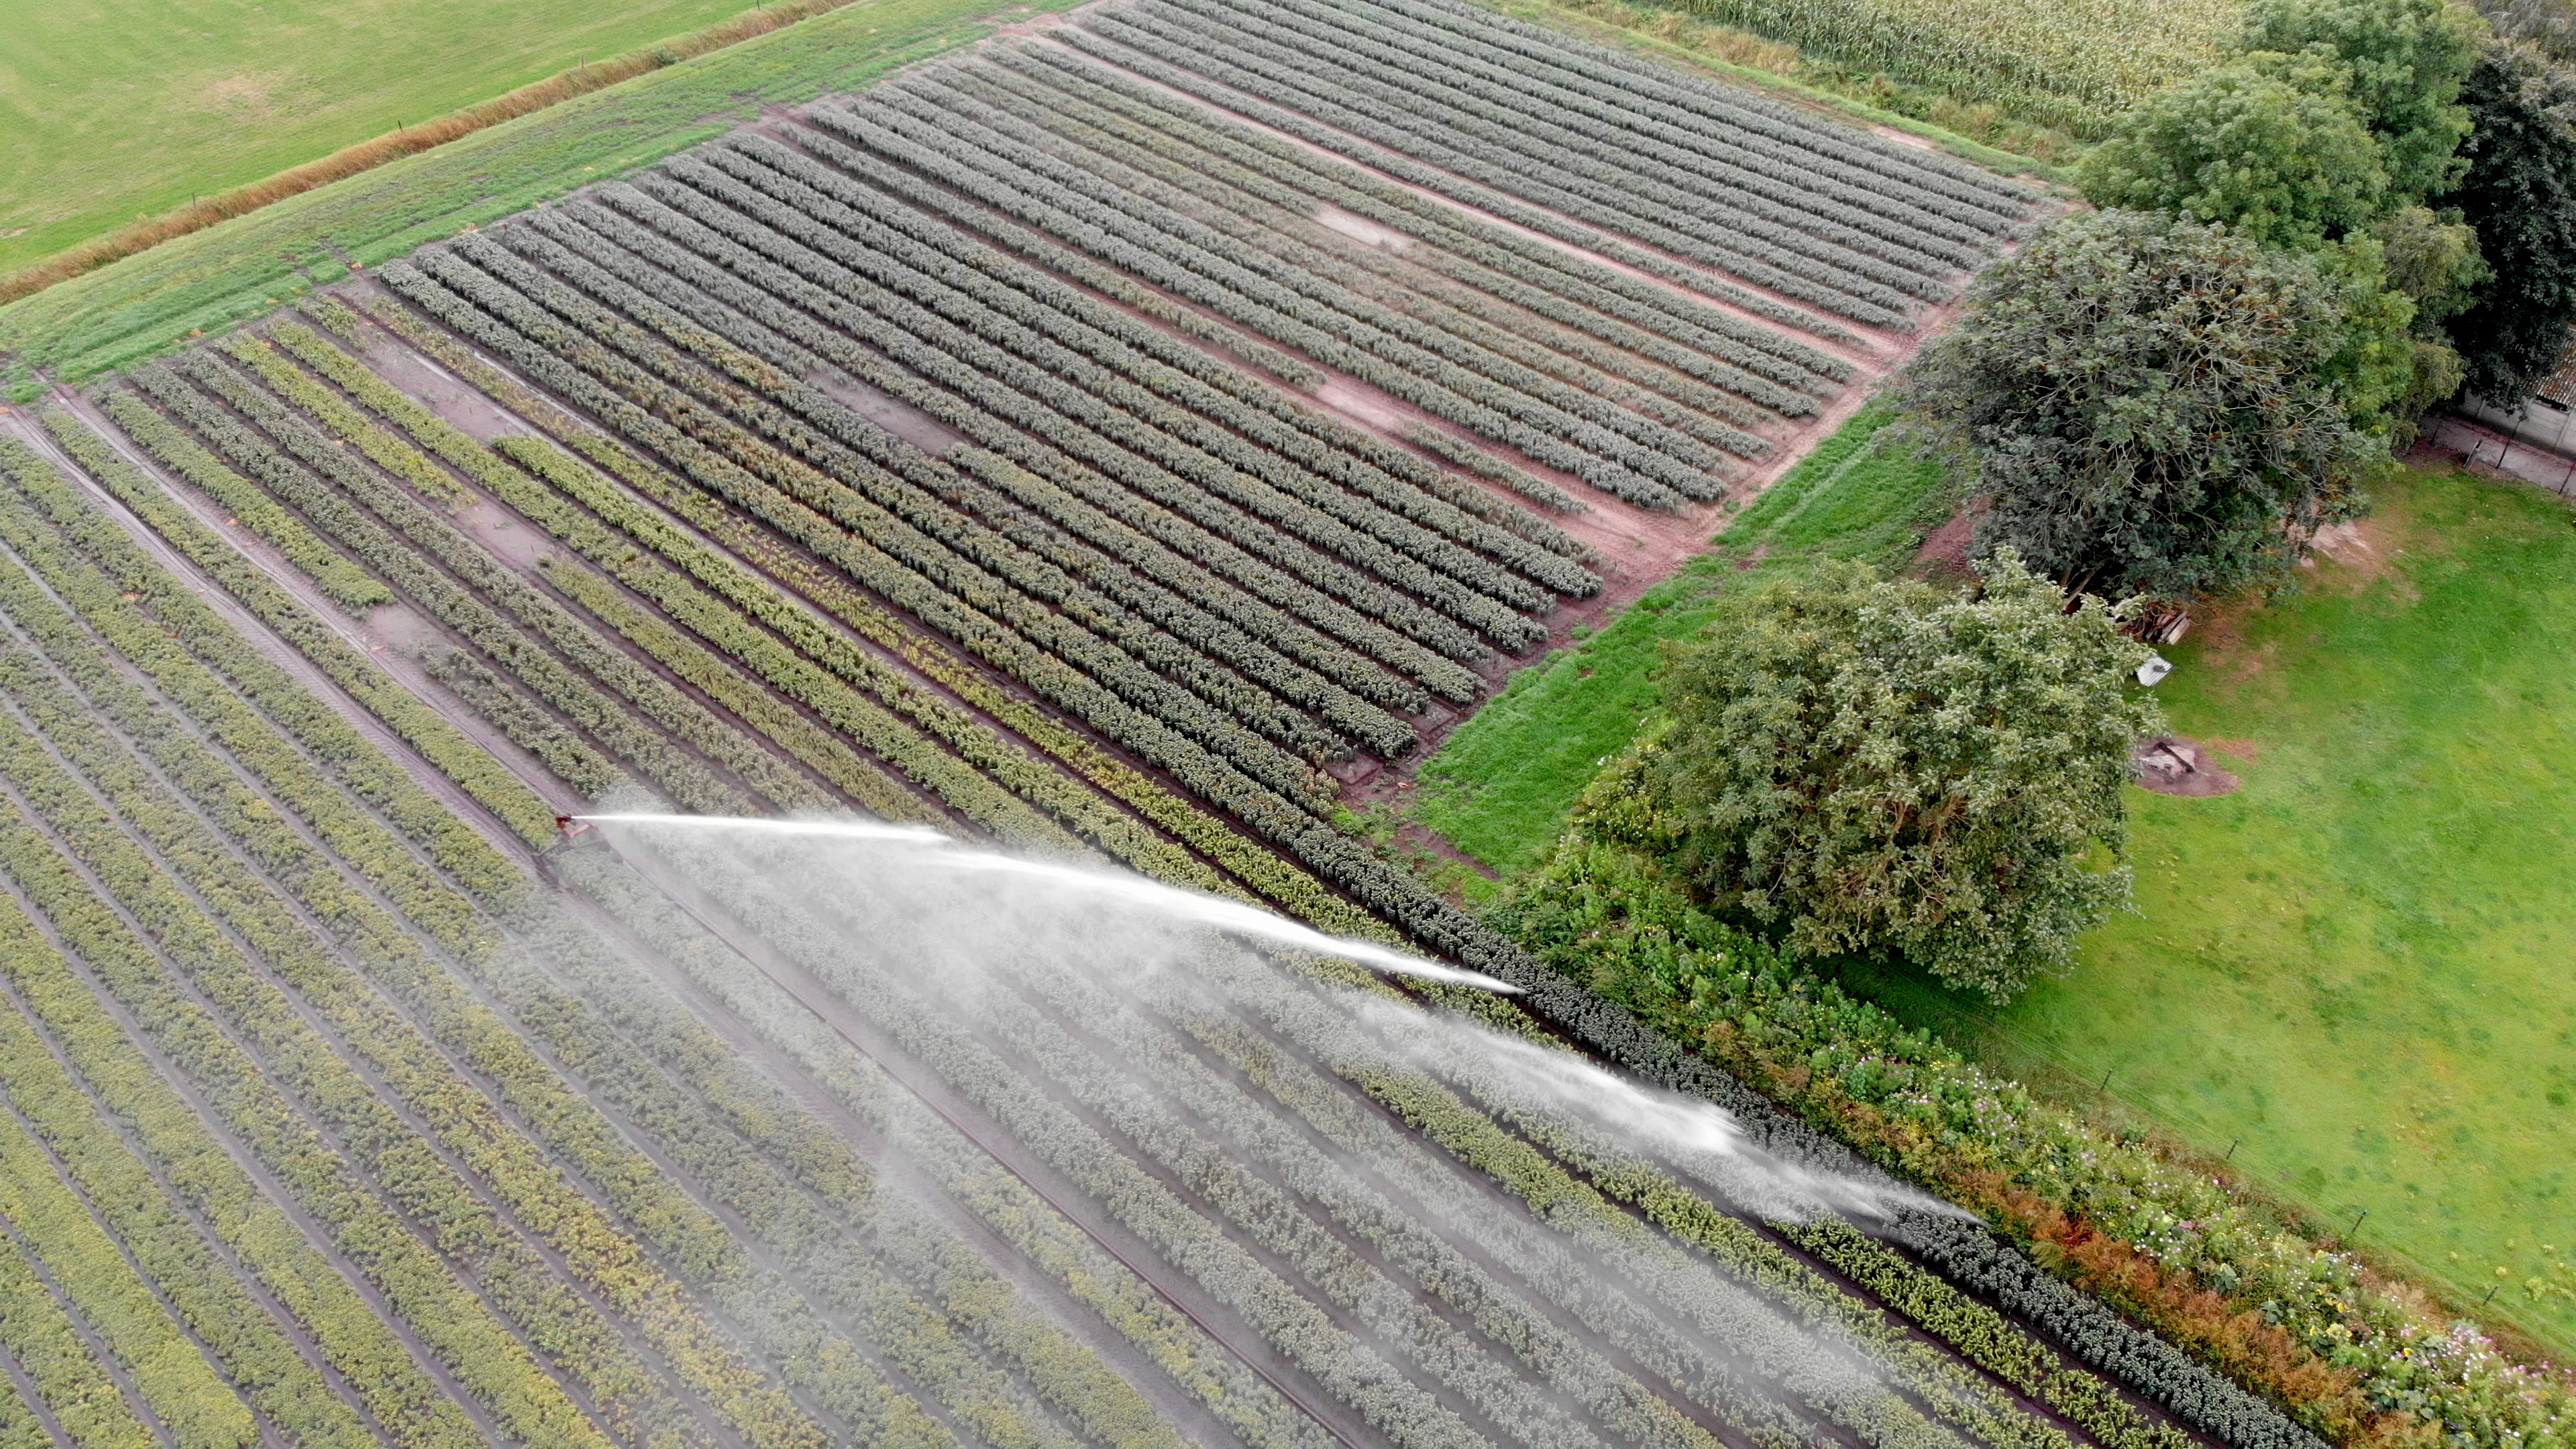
(1636, 553, 2159, 1003)
(2247, 0, 2487, 199)
(2442, 38, 2576, 402)
(2075, 54, 2390, 248)
(1907, 210, 2382, 601)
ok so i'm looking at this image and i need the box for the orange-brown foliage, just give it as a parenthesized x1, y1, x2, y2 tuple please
(0, 0, 857, 306)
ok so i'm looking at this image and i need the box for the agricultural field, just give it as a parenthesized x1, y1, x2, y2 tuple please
(0, 0, 793, 274)
(0, 0, 2369, 1444)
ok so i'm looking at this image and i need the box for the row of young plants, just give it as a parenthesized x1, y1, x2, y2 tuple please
(121, 360, 777, 816)
(0, 955, 376, 1449)
(626, 148, 1588, 631)
(29, 411, 560, 853)
(983, 46, 1848, 428)
(637, 147, 1558, 669)
(500, 209, 1436, 759)
(447, 233, 1365, 769)
(1181, 950, 2098, 1449)
(0, 711, 621, 1449)
(1197, 0, 2003, 264)
(1000, 39, 1858, 395)
(3, 429, 1124, 1449)
(561, 177, 1517, 690)
(0, 1215, 152, 1449)
(794, 103, 1705, 508)
(1070, 7, 1919, 330)
(1128, 0, 1971, 295)
(956, 70, 1786, 447)
(390, 248, 1341, 808)
(0, 436, 524, 921)
(1332, 0, 2033, 217)
(553, 841, 1346, 1449)
(896, 69, 1784, 461)
(855, 77, 1756, 482)
(328, 288, 1381, 932)
(1044, 23, 1865, 345)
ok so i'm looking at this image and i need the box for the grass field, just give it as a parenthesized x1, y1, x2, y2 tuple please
(1415, 403, 1959, 881)
(1841, 464, 2576, 1356)
(0, 0, 781, 273)
(0, 0, 1054, 382)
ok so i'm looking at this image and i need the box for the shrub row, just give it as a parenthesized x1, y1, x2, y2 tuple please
(0, 1210, 154, 1449)
(1049, 24, 1871, 343)
(0, 737, 620, 1449)
(0, 858, 482, 1448)
(986, 45, 1852, 404)
(910, 70, 1786, 456)
(34, 411, 553, 853)
(634, 152, 1578, 631)
(10, 422, 547, 875)
(1186, 0, 2000, 266)
(810, 97, 1720, 504)
(391, 250, 1339, 808)
(90, 392, 392, 610)
(435, 237, 1356, 768)
(127, 360, 771, 816)
(423, 646, 627, 798)
(866, 77, 1750, 479)
(1076, 7, 1920, 329)
(508, 207, 1444, 745)
(0, 449, 496, 953)
(555, 845, 1331, 1449)
(340, 286, 1377, 930)
(1342, 0, 2034, 215)
(639, 833, 1490, 1449)
(644, 150, 1553, 663)
(0, 938, 370, 1449)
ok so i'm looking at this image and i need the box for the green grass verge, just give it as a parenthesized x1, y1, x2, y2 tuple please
(0, 0, 771, 274)
(0, 0, 1063, 382)
(1415, 402, 1959, 881)
(1835, 464, 2576, 1357)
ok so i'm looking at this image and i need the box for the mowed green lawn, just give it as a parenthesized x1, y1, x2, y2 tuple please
(1850, 464, 2576, 1354)
(0, 0, 769, 271)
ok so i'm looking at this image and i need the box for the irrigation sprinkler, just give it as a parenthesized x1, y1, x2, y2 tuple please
(2349, 1208, 2369, 1237)
(2225, 1138, 2241, 1162)
(2484, 1285, 2500, 1307)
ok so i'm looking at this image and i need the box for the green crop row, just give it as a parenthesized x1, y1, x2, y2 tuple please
(332, 288, 1375, 930)
(422, 647, 626, 798)
(0, 1079, 257, 1449)
(0, 1212, 153, 1449)
(123, 361, 762, 815)
(0, 743, 612, 1449)
(13, 421, 545, 877)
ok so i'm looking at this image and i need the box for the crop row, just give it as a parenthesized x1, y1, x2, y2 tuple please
(564, 176, 1519, 684)
(553, 845, 1342, 1449)
(907, 68, 1787, 453)
(31, 411, 560, 854)
(1342, 0, 2039, 207)
(500, 209, 1439, 754)
(384, 251, 1341, 808)
(631, 150, 1585, 624)
(1072, 7, 1918, 329)
(1209, 0, 2011, 255)
(987, 43, 1854, 400)
(652, 138, 1580, 641)
(1046, 23, 1865, 343)
(779, 114, 1688, 513)
(0, 1212, 153, 1449)
(1133, 0, 1974, 292)
(330, 289, 1379, 934)
(807, 96, 1724, 505)
(122, 359, 782, 815)
(423, 645, 628, 797)
(853, 75, 1743, 481)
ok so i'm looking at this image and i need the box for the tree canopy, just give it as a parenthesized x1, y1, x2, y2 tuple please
(2247, 0, 2486, 199)
(1908, 211, 2380, 602)
(2076, 55, 2391, 248)
(2441, 38, 2576, 401)
(1632, 553, 2159, 1002)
